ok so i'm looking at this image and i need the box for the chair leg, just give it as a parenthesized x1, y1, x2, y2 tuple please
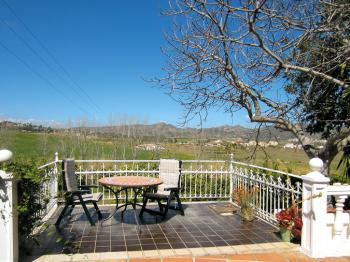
(93, 202, 103, 220)
(157, 199, 163, 212)
(139, 196, 148, 218)
(162, 198, 171, 219)
(55, 203, 70, 227)
(67, 203, 75, 217)
(175, 192, 184, 216)
(79, 195, 95, 226)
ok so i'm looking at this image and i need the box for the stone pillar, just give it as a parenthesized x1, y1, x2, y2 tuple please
(301, 157, 330, 258)
(0, 149, 18, 262)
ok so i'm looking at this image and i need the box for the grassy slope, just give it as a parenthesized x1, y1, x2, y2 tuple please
(0, 129, 342, 177)
(1, 130, 194, 162)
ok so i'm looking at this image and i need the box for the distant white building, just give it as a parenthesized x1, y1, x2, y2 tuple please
(244, 140, 278, 147)
(136, 144, 165, 151)
(283, 143, 296, 149)
(245, 140, 257, 147)
(212, 139, 222, 145)
(268, 141, 279, 147)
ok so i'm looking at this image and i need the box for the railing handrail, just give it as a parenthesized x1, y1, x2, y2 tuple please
(182, 160, 226, 163)
(327, 184, 350, 196)
(53, 159, 228, 164)
(38, 160, 59, 169)
(231, 160, 301, 179)
(74, 159, 160, 163)
(39, 158, 300, 179)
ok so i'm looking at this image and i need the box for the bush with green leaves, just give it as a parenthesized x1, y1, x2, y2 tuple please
(1, 160, 49, 243)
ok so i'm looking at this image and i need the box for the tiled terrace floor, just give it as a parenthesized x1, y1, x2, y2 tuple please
(27, 202, 283, 259)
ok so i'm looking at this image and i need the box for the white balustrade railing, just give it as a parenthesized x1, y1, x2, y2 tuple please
(38, 152, 59, 219)
(301, 158, 350, 258)
(72, 159, 231, 203)
(38, 153, 302, 227)
(326, 183, 350, 242)
(231, 159, 302, 225)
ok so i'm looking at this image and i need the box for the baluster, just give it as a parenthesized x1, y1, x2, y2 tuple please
(189, 168, 192, 199)
(220, 167, 223, 197)
(101, 163, 105, 204)
(213, 166, 218, 198)
(270, 176, 274, 218)
(262, 175, 266, 217)
(205, 172, 208, 197)
(210, 168, 213, 198)
(194, 166, 198, 197)
(259, 179, 263, 212)
(184, 166, 188, 198)
(199, 172, 203, 198)
(179, 169, 183, 197)
(334, 195, 348, 240)
(224, 167, 228, 198)
(90, 165, 93, 193)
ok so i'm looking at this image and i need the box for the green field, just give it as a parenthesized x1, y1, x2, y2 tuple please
(0, 128, 343, 178)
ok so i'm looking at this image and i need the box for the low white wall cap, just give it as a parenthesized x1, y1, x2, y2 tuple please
(0, 170, 13, 180)
(0, 149, 12, 162)
(309, 157, 323, 172)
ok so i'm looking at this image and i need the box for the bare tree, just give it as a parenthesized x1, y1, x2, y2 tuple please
(0, 123, 13, 150)
(40, 131, 49, 157)
(155, 0, 350, 173)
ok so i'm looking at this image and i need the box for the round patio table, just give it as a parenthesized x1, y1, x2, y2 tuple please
(99, 176, 162, 231)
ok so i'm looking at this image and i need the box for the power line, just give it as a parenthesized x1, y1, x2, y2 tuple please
(0, 0, 104, 113)
(0, 40, 91, 116)
(0, 17, 98, 115)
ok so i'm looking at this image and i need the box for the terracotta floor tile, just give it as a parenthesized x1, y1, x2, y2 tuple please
(228, 254, 257, 261)
(283, 253, 317, 262)
(196, 255, 227, 261)
(99, 259, 127, 262)
(254, 252, 288, 262)
(129, 259, 161, 262)
(163, 256, 193, 262)
(320, 258, 350, 262)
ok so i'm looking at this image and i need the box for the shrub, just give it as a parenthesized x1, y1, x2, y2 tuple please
(1, 160, 49, 248)
(233, 186, 259, 208)
(276, 205, 303, 242)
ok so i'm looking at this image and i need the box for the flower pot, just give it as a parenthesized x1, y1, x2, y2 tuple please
(241, 206, 255, 221)
(280, 227, 292, 242)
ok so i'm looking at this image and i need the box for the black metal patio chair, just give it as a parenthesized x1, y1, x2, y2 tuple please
(55, 159, 103, 227)
(139, 159, 184, 219)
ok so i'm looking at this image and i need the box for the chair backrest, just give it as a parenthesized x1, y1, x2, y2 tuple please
(64, 158, 78, 192)
(158, 159, 181, 194)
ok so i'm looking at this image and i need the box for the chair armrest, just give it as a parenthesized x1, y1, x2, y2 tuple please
(64, 190, 91, 200)
(81, 185, 101, 188)
(164, 187, 180, 191)
(144, 186, 158, 193)
(79, 185, 102, 193)
(71, 189, 91, 195)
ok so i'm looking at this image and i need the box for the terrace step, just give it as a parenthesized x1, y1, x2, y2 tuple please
(25, 243, 350, 261)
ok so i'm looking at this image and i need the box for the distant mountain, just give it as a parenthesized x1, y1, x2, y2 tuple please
(77, 122, 295, 141)
(0, 120, 295, 141)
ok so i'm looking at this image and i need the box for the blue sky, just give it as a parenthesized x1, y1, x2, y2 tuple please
(0, 0, 251, 128)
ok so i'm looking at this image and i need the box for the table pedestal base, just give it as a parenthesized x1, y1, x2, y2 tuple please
(102, 186, 143, 233)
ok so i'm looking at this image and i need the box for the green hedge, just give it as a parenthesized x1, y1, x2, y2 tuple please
(1, 160, 48, 245)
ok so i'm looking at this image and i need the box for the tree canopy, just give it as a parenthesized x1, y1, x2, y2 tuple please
(156, 0, 350, 173)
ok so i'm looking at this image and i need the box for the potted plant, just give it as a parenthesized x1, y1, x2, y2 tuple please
(276, 205, 302, 242)
(233, 186, 258, 221)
